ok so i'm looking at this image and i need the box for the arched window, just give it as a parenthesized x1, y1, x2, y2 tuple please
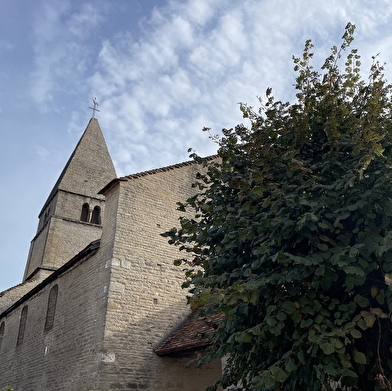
(0, 321, 5, 349)
(91, 206, 101, 225)
(17, 306, 28, 345)
(80, 203, 89, 222)
(45, 285, 58, 331)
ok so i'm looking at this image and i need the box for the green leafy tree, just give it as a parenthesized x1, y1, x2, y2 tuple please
(164, 24, 392, 390)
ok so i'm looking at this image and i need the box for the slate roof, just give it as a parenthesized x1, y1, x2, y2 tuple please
(154, 312, 223, 356)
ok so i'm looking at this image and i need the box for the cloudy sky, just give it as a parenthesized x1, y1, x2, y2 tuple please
(1, 0, 392, 292)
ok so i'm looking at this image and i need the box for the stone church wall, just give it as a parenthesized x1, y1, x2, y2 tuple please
(98, 162, 222, 390)
(0, 248, 110, 391)
(37, 194, 57, 233)
(24, 218, 103, 280)
(43, 218, 102, 268)
(24, 223, 50, 278)
(54, 190, 106, 222)
(0, 158, 222, 391)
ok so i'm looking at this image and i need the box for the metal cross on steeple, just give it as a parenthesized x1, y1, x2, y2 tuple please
(89, 98, 100, 118)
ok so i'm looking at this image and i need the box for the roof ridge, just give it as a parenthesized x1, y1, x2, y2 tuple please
(123, 155, 216, 180)
(99, 155, 218, 195)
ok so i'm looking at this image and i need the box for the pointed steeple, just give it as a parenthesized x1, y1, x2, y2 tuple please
(23, 118, 117, 281)
(40, 118, 116, 213)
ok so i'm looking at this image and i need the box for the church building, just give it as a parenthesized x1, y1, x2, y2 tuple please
(0, 118, 222, 390)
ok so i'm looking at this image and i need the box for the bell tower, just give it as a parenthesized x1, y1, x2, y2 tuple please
(23, 118, 117, 281)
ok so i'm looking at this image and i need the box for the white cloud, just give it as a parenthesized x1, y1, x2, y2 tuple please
(30, 0, 109, 109)
(67, 3, 106, 37)
(181, 0, 216, 26)
(29, 0, 392, 175)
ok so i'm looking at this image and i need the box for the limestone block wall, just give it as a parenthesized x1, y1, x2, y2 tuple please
(42, 218, 102, 268)
(0, 248, 110, 391)
(99, 162, 222, 390)
(96, 181, 119, 265)
(24, 223, 50, 279)
(54, 190, 106, 222)
(25, 215, 103, 280)
(37, 194, 57, 233)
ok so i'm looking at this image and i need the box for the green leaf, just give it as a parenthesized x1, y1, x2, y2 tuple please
(249, 324, 262, 336)
(318, 221, 330, 229)
(371, 285, 379, 298)
(262, 197, 271, 208)
(285, 358, 297, 372)
(282, 301, 296, 314)
(341, 368, 358, 378)
(317, 243, 329, 251)
(320, 343, 335, 355)
(300, 318, 313, 328)
(265, 315, 277, 327)
(350, 329, 362, 339)
(355, 295, 370, 308)
(297, 350, 305, 364)
(277, 312, 287, 321)
(249, 289, 259, 305)
(345, 266, 364, 276)
(353, 350, 367, 364)
(357, 318, 368, 330)
(242, 332, 253, 343)
(261, 370, 276, 388)
(376, 289, 385, 305)
(270, 366, 289, 383)
(315, 265, 325, 276)
(325, 362, 340, 377)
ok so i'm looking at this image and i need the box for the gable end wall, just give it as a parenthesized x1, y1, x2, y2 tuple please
(100, 162, 222, 390)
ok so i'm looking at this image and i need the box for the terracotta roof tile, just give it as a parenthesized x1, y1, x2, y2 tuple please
(154, 312, 223, 356)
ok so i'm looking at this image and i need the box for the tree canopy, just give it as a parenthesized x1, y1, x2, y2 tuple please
(164, 23, 392, 391)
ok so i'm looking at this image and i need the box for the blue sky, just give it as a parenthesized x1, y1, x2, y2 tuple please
(1, 0, 392, 292)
